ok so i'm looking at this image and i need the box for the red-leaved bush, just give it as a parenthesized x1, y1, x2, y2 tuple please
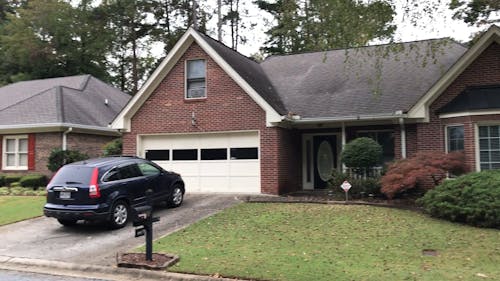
(380, 151, 466, 199)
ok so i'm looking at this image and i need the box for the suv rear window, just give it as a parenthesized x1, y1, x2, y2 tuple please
(50, 165, 95, 185)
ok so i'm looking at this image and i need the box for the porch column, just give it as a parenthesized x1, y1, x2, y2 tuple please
(341, 122, 346, 172)
(399, 118, 406, 159)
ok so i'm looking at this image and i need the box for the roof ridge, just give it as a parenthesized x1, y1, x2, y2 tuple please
(0, 87, 57, 112)
(263, 37, 462, 61)
(193, 29, 261, 66)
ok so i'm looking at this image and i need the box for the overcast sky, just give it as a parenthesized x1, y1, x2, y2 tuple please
(208, 0, 488, 57)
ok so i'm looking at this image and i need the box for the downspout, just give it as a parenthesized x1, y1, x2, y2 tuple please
(341, 122, 346, 172)
(62, 127, 73, 151)
(399, 118, 406, 159)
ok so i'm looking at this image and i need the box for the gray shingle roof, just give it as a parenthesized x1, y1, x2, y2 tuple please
(195, 31, 288, 115)
(259, 39, 468, 118)
(0, 75, 130, 127)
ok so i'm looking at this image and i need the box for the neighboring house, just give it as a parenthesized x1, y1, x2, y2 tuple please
(0, 75, 130, 176)
(112, 25, 500, 195)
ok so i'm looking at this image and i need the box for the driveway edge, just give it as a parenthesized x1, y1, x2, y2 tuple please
(0, 255, 239, 281)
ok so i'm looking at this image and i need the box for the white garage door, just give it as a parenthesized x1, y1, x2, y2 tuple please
(140, 131, 260, 193)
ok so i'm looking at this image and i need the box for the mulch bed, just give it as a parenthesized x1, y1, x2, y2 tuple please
(117, 253, 179, 270)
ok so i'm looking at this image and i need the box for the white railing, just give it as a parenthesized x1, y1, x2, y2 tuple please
(344, 167, 383, 179)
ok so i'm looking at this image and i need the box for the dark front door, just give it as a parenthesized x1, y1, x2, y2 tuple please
(313, 135, 337, 189)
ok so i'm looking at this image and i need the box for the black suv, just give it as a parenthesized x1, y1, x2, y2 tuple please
(44, 156, 185, 229)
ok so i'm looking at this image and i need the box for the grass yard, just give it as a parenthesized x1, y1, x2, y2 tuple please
(0, 196, 46, 226)
(151, 203, 500, 281)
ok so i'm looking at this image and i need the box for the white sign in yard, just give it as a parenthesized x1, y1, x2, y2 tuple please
(340, 180, 351, 202)
(340, 180, 352, 192)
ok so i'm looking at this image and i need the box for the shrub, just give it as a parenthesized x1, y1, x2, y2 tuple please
(103, 138, 122, 156)
(341, 137, 382, 169)
(0, 175, 5, 186)
(380, 151, 466, 199)
(4, 175, 22, 186)
(47, 148, 89, 172)
(0, 187, 9, 195)
(20, 174, 48, 188)
(418, 170, 500, 228)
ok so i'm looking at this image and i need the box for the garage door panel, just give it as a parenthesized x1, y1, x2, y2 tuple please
(200, 162, 229, 176)
(229, 177, 260, 193)
(230, 161, 259, 176)
(229, 132, 259, 147)
(200, 177, 230, 192)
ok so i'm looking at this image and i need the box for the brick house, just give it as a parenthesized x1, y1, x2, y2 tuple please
(0, 75, 130, 176)
(112, 25, 500, 195)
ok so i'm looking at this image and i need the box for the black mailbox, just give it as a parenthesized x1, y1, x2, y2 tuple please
(132, 205, 152, 227)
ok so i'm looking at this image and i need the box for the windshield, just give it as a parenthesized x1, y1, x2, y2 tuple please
(50, 165, 94, 185)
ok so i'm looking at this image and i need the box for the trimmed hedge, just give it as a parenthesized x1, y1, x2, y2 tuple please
(341, 137, 382, 169)
(20, 174, 48, 188)
(47, 148, 89, 172)
(418, 170, 500, 228)
(4, 175, 22, 186)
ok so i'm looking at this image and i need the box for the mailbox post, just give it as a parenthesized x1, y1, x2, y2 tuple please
(133, 189, 159, 261)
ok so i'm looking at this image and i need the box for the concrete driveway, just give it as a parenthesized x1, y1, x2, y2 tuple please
(0, 194, 240, 266)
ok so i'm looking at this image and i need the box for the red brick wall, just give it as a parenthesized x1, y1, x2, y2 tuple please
(416, 42, 500, 172)
(123, 42, 297, 194)
(1, 132, 116, 177)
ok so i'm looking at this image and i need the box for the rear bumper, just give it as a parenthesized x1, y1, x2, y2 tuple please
(44, 203, 110, 221)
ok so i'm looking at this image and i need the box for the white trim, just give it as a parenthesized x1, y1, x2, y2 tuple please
(301, 132, 342, 190)
(408, 25, 500, 121)
(475, 123, 480, 172)
(440, 110, 500, 119)
(111, 28, 282, 131)
(2, 134, 28, 170)
(400, 118, 406, 159)
(0, 123, 120, 135)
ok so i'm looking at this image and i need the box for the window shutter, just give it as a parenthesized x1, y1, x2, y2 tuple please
(28, 134, 36, 170)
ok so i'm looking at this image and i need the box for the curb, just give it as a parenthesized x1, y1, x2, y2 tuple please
(237, 195, 423, 211)
(0, 255, 240, 281)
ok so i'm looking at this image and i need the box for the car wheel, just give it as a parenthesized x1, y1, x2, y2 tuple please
(167, 185, 184, 208)
(57, 219, 77, 226)
(109, 200, 129, 229)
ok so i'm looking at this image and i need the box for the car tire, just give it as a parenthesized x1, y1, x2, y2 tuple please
(108, 200, 129, 229)
(167, 185, 184, 208)
(57, 219, 77, 226)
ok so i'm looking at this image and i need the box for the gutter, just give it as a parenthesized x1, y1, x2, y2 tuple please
(0, 123, 121, 135)
(283, 111, 408, 124)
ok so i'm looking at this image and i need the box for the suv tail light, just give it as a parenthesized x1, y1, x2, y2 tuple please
(89, 167, 101, 198)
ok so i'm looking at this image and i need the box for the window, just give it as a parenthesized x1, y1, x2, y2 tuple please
(357, 131, 395, 164)
(3, 135, 28, 170)
(173, 149, 198, 160)
(479, 125, 500, 170)
(446, 125, 464, 152)
(201, 148, 227, 160)
(186, 59, 206, 99)
(138, 163, 161, 176)
(145, 150, 169, 161)
(230, 147, 258, 160)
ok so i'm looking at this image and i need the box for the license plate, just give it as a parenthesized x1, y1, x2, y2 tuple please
(59, 191, 71, 199)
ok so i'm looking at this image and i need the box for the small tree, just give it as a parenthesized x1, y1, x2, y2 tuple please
(380, 151, 466, 199)
(47, 148, 89, 172)
(341, 137, 383, 172)
(102, 138, 122, 156)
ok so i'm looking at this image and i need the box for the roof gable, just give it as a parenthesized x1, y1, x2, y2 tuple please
(111, 28, 283, 131)
(438, 85, 500, 114)
(408, 25, 500, 120)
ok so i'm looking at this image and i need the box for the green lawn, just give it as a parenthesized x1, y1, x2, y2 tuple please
(151, 203, 500, 281)
(0, 196, 46, 226)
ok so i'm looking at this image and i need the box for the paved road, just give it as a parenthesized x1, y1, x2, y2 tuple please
(0, 194, 240, 266)
(0, 269, 109, 281)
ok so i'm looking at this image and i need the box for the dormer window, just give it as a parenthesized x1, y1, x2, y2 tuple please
(186, 59, 206, 99)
